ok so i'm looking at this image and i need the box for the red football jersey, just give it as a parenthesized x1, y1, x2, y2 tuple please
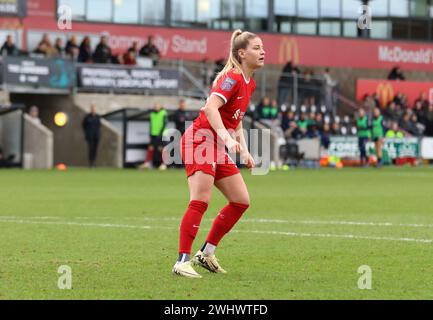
(192, 69, 256, 138)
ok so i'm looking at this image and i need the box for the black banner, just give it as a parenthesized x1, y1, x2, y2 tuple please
(3, 56, 75, 89)
(77, 65, 180, 91)
(0, 0, 26, 17)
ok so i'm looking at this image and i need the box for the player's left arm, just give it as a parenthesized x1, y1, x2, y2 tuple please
(235, 121, 255, 169)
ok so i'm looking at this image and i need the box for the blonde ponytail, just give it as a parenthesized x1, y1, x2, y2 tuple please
(212, 29, 257, 87)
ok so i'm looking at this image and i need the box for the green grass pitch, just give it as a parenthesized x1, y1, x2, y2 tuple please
(1, 167, 433, 299)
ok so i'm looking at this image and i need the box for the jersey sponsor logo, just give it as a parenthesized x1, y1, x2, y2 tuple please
(237, 96, 243, 100)
(220, 77, 236, 91)
(232, 109, 241, 120)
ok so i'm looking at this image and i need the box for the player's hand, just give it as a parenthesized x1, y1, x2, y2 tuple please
(225, 137, 241, 153)
(241, 151, 256, 170)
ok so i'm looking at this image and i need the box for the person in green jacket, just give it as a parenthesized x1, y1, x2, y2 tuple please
(140, 103, 168, 170)
(356, 108, 370, 166)
(371, 107, 385, 166)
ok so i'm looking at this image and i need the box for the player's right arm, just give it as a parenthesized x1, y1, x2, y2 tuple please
(203, 95, 241, 153)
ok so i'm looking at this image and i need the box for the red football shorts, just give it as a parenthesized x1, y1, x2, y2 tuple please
(180, 126, 240, 181)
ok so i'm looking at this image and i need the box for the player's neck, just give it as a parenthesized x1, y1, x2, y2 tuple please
(240, 65, 254, 83)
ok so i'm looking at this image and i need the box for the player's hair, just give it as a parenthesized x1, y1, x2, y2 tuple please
(212, 29, 258, 87)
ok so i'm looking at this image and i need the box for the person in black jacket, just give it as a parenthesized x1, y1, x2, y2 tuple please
(173, 99, 189, 135)
(78, 36, 92, 63)
(93, 35, 112, 64)
(277, 60, 300, 107)
(82, 105, 102, 167)
(1, 35, 19, 56)
(139, 36, 160, 66)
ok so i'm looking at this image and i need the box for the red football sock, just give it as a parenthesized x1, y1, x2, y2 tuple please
(179, 200, 208, 254)
(145, 148, 154, 162)
(206, 202, 249, 246)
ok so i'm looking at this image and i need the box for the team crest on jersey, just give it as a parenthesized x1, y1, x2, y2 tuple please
(220, 77, 236, 91)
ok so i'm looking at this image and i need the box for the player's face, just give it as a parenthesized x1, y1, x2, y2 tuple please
(240, 37, 265, 70)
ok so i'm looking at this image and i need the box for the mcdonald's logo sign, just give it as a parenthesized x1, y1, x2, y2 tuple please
(376, 82, 394, 107)
(279, 37, 300, 65)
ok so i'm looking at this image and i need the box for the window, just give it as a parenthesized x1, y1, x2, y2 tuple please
(171, 0, 196, 25)
(410, 0, 429, 16)
(389, 0, 409, 16)
(370, 20, 389, 38)
(319, 21, 341, 36)
(245, 0, 268, 18)
(86, 0, 112, 22)
(221, 0, 243, 18)
(297, 21, 317, 35)
(58, 0, 86, 20)
(410, 20, 429, 40)
(369, 0, 388, 17)
(343, 21, 358, 37)
(390, 19, 409, 38)
(274, 0, 296, 16)
(140, 0, 165, 25)
(298, 0, 319, 18)
(320, 0, 341, 18)
(114, 0, 139, 24)
(197, 0, 221, 22)
(342, 0, 361, 18)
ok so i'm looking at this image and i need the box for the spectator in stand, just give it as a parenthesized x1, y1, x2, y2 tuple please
(408, 114, 423, 137)
(139, 36, 161, 66)
(363, 94, 376, 112)
(399, 112, 412, 133)
(388, 66, 405, 81)
(93, 35, 112, 64)
(54, 37, 65, 57)
(386, 122, 405, 138)
(65, 35, 79, 60)
(424, 104, 433, 137)
(37, 34, 57, 57)
(320, 123, 332, 149)
(78, 36, 92, 63)
(413, 100, 426, 124)
(299, 70, 318, 108)
(414, 92, 429, 110)
(1, 35, 19, 56)
(123, 49, 137, 65)
(331, 122, 341, 135)
(372, 92, 381, 108)
(128, 41, 140, 57)
(281, 111, 298, 139)
(384, 101, 401, 123)
(210, 58, 225, 85)
(28, 106, 42, 125)
(173, 99, 189, 135)
(258, 97, 278, 120)
(296, 113, 308, 136)
(322, 68, 337, 109)
(277, 60, 300, 107)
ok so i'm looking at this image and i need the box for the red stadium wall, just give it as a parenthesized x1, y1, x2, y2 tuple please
(1, 0, 433, 71)
(357, 79, 433, 108)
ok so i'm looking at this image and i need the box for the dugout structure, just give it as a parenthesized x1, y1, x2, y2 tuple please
(0, 104, 24, 168)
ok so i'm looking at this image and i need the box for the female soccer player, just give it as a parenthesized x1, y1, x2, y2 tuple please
(172, 30, 265, 278)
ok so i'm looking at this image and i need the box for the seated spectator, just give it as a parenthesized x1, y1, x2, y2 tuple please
(123, 48, 137, 65)
(128, 41, 139, 57)
(139, 35, 161, 66)
(258, 97, 278, 120)
(78, 36, 92, 63)
(1, 35, 19, 56)
(385, 122, 405, 138)
(28, 106, 42, 125)
(65, 35, 79, 60)
(424, 104, 433, 137)
(413, 100, 426, 124)
(93, 35, 112, 64)
(414, 92, 429, 110)
(296, 113, 309, 136)
(330, 122, 341, 135)
(408, 114, 423, 136)
(384, 101, 401, 123)
(320, 123, 332, 149)
(388, 66, 405, 81)
(281, 111, 302, 140)
(399, 112, 412, 133)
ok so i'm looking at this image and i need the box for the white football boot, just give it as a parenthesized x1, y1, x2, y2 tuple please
(172, 261, 202, 279)
(192, 250, 227, 274)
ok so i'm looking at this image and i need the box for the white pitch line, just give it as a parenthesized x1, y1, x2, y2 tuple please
(0, 218, 431, 244)
(2, 216, 433, 229)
